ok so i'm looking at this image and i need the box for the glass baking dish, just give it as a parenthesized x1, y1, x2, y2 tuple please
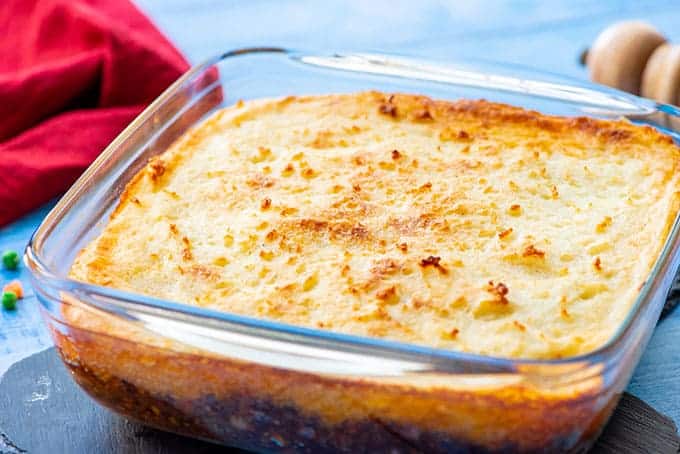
(24, 48, 680, 453)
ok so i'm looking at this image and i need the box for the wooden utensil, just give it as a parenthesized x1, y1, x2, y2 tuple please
(582, 20, 680, 106)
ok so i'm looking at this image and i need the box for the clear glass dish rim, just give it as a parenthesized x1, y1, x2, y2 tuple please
(23, 46, 680, 372)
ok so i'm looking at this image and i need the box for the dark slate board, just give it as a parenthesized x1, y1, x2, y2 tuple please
(663, 272, 680, 317)
(0, 348, 678, 454)
(0, 348, 238, 454)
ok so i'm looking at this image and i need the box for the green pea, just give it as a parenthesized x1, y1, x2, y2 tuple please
(2, 291, 17, 310)
(2, 250, 20, 270)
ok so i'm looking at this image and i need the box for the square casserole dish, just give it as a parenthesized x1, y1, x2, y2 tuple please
(25, 48, 680, 453)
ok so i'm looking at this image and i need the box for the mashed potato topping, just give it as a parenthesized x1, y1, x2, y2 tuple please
(70, 92, 680, 359)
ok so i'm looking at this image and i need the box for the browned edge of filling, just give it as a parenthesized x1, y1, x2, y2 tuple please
(51, 323, 615, 453)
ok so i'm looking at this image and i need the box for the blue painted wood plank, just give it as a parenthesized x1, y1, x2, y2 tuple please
(629, 311, 680, 424)
(136, 0, 680, 78)
(0, 203, 54, 376)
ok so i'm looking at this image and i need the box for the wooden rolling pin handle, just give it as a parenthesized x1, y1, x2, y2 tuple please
(586, 21, 666, 95)
(578, 20, 680, 106)
(641, 43, 680, 105)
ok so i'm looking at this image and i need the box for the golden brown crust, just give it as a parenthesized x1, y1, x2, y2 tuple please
(69, 91, 680, 360)
(377, 92, 673, 146)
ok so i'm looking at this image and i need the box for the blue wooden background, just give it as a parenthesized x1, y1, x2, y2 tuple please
(2, 0, 680, 425)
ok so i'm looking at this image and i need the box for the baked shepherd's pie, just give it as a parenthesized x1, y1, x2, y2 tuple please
(57, 92, 680, 452)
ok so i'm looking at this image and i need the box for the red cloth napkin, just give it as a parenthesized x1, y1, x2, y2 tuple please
(0, 0, 189, 226)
